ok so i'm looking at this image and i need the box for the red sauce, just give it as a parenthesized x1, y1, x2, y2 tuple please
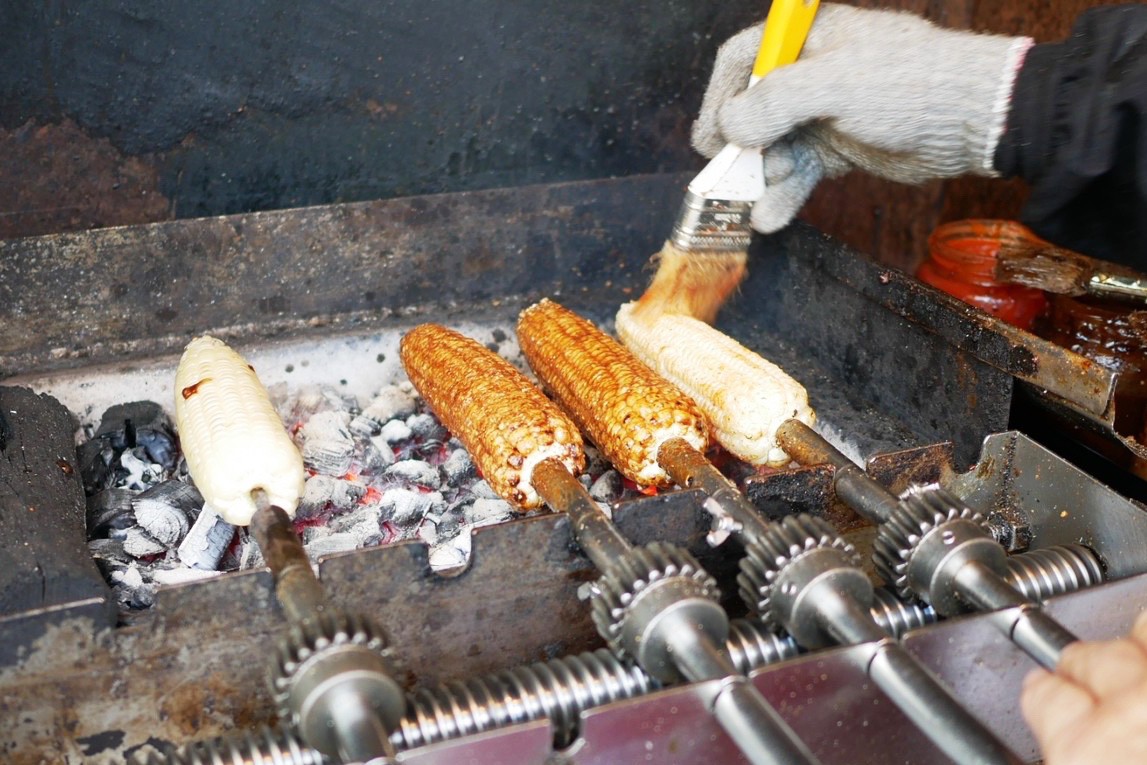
(181, 378, 212, 400)
(916, 220, 1049, 330)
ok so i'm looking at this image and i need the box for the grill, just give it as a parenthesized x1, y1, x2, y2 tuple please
(1, 172, 1146, 764)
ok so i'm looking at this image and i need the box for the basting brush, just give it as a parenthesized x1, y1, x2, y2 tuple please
(995, 240, 1147, 303)
(633, 0, 820, 325)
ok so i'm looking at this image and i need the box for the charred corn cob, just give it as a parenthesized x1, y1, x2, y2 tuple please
(399, 323, 585, 508)
(174, 336, 306, 526)
(615, 302, 815, 467)
(517, 299, 708, 487)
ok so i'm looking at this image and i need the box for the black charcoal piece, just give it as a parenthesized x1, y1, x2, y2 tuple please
(131, 481, 202, 547)
(384, 459, 440, 490)
(0, 386, 113, 618)
(94, 401, 177, 470)
(86, 488, 138, 538)
(176, 507, 235, 570)
(441, 449, 476, 485)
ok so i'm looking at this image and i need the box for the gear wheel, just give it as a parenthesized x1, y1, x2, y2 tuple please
(738, 514, 861, 633)
(587, 542, 719, 659)
(269, 608, 405, 760)
(873, 484, 990, 601)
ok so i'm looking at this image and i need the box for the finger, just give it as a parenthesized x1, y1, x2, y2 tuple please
(1057, 638, 1147, 700)
(762, 137, 797, 184)
(750, 142, 825, 234)
(693, 23, 766, 158)
(720, 58, 847, 151)
(1020, 668, 1096, 747)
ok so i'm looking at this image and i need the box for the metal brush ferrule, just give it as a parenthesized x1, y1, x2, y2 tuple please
(1088, 273, 1147, 302)
(670, 190, 754, 252)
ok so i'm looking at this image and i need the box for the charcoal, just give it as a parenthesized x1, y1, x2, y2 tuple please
(300, 411, 355, 476)
(380, 488, 444, 526)
(583, 444, 610, 477)
(238, 538, 265, 570)
(86, 488, 137, 538)
(177, 507, 236, 570)
(94, 401, 178, 470)
(406, 412, 448, 442)
(301, 524, 332, 545)
(465, 497, 514, 529)
(329, 502, 383, 533)
(469, 480, 500, 500)
(88, 538, 132, 566)
(340, 516, 383, 547)
(428, 531, 472, 572)
(132, 480, 202, 546)
(589, 470, 623, 503)
(77, 437, 117, 495)
(117, 448, 163, 491)
(384, 460, 440, 490)
(350, 384, 418, 437)
(151, 567, 223, 586)
(298, 475, 366, 519)
(305, 532, 361, 560)
(360, 437, 397, 472)
(122, 527, 167, 558)
(441, 449, 476, 485)
(379, 419, 413, 444)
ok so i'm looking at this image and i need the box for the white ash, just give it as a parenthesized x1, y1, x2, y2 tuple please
(441, 449, 476, 484)
(381, 488, 445, 526)
(361, 437, 397, 472)
(384, 459, 441, 490)
(298, 475, 367, 519)
(589, 470, 623, 503)
(406, 412, 448, 442)
(468, 480, 500, 500)
(151, 567, 224, 586)
(465, 498, 515, 529)
(305, 532, 363, 561)
(350, 384, 418, 437)
(378, 418, 413, 444)
(118, 449, 163, 491)
(428, 529, 472, 573)
(122, 527, 167, 558)
(300, 410, 356, 476)
(132, 480, 200, 547)
(177, 506, 236, 571)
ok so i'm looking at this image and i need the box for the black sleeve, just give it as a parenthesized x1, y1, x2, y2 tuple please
(993, 5, 1147, 270)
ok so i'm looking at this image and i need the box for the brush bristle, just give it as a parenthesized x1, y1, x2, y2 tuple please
(995, 246, 1089, 295)
(631, 240, 747, 325)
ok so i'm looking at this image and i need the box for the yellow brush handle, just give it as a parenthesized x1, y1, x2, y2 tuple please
(753, 0, 819, 79)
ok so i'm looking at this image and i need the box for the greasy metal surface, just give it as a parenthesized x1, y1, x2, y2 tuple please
(950, 431, 1147, 579)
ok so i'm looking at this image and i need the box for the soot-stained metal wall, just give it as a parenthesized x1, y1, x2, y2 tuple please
(0, 1, 756, 238)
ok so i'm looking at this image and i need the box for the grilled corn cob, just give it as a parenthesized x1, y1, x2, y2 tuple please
(615, 302, 815, 466)
(399, 323, 585, 508)
(174, 336, 306, 526)
(517, 299, 708, 487)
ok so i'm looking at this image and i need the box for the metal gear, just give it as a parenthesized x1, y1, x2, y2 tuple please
(738, 514, 862, 633)
(587, 541, 719, 659)
(270, 609, 405, 760)
(872, 484, 992, 602)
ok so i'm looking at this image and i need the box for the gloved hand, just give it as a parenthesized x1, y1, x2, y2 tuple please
(1021, 611, 1147, 765)
(692, 4, 1032, 233)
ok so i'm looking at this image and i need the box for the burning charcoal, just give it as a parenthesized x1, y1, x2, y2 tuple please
(441, 449, 476, 485)
(380, 488, 444, 526)
(297, 475, 366, 519)
(583, 444, 610, 477)
(300, 411, 355, 476)
(95, 401, 178, 470)
(77, 438, 117, 496)
(384, 459, 440, 490)
(340, 515, 383, 547)
(379, 418, 413, 444)
(86, 488, 137, 538)
(465, 497, 515, 530)
(122, 527, 167, 558)
(177, 506, 236, 570)
(132, 480, 203, 547)
(151, 567, 223, 586)
(589, 470, 623, 503)
(406, 412, 448, 442)
(304, 532, 362, 560)
(350, 384, 418, 437)
(360, 437, 397, 472)
(429, 531, 472, 572)
(117, 448, 163, 491)
(469, 479, 500, 500)
(112, 564, 156, 609)
(239, 537, 265, 570)
(301, 524, 332, 545)
(88, 538, 132, 566)
(330, 502, 383, 533)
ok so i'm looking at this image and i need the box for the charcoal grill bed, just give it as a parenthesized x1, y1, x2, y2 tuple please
(1, 173, 1145, 764)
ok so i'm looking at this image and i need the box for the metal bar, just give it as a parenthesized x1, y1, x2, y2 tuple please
(249, 504, 327, 623)
(532, 458, 632, 570)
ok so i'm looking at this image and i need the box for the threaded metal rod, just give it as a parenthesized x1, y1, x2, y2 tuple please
(132, 725, 323, 765)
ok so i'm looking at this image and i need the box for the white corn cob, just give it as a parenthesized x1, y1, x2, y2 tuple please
(615, 302, 815, 466)
(174, 336, 306, 526)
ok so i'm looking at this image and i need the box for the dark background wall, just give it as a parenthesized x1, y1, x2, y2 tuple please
(0, 0, 1106, 270)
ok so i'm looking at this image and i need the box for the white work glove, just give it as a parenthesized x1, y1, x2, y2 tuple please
(691, 4, 1033, 233)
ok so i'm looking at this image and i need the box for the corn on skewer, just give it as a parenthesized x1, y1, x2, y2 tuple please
(517, 299, 709, 488)
(399, 323, 585, 509)
(174, 336, 306, 526)
(615, 302, 815, 467)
